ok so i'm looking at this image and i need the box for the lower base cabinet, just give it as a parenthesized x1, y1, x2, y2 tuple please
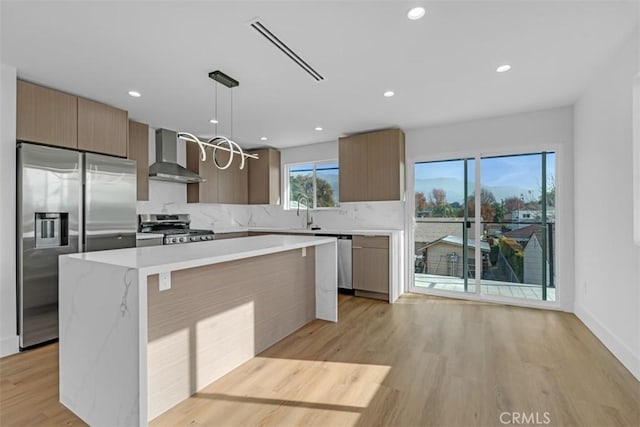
(352, 235, 389, 299)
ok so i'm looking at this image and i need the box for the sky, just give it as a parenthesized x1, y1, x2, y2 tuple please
(414, 152, 556, 202)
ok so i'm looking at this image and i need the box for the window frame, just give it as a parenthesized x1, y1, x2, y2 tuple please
(284, 160, 340, 210)
(407, 148, 564, 310)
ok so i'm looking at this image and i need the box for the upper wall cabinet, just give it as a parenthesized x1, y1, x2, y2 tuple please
(127, 120, 149, 201)
(186, 144, 248, 204)
(339, 128, 405, 202)
(77, 98, 128, 157)
(216, 148, 248, 205)
(186, 144, 219, 204)
(16, 80, 78, 149)
(248, 148, 281, 205)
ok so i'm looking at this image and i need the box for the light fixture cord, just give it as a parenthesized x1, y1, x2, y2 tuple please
(214, 82, 218, 135)
(230, 86, 234, 140)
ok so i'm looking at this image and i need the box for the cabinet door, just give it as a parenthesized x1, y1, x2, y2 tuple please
(186, 144, 218, 203)
(353, 235, 389, 294)
(216, 148, 248, 204)
(127, 120, 149, 201)
(16, 80, 77, 149)
(77, 98, 128, 157)
(353, 247, 389, 294)
(248, 148, 281, 205)
(338, 133, 368, 202)
(367, 129, 403, 201)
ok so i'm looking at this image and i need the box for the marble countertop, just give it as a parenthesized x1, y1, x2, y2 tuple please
(213, 226, 402, 236)
(63, 234, 336, 275)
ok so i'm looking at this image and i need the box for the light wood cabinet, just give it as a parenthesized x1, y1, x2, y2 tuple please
(16, 80, 78, 149)
(248, 148, 281, 205)
(77, 97, 128, 157)
(186, 145, 248, 204)
(339, 128, 405, 202)
(127, 120, 149, 201)
(338, 133, 368, 202)
(353, 235, 389, 297)
(216, 149, 248, 204)
(187, 144, 219, 203)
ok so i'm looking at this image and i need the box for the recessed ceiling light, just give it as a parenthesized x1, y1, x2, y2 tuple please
(407, 7, 426, 20)
(315, 127, 323, 131)
(260, 136, 268, 141)
(384, 91, 395, 97)
(496, 64, 512, 73)
(209, 119, 219, 124)
(128, 90, 141, 98)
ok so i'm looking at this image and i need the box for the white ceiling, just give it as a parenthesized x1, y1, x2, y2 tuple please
(1, 1, 638, 149)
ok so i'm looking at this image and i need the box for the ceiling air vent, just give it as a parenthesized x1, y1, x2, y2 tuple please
(249, 19, 325, 82)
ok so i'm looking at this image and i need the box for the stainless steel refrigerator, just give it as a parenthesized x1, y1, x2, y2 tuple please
(17, 143, 137, 349)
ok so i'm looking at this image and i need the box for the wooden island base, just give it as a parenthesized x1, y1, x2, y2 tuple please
(147, 248, 316, 420)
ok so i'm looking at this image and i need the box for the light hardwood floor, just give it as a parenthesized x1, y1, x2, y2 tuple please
(1, 294, 638, 426)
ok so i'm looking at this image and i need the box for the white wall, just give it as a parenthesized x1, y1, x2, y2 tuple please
(405, 106, 575, 311)
(574, 31, 640, 380)
(0, 64, 18, 357)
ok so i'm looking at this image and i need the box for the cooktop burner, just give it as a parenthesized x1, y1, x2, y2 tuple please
(138, 214, 215, 245)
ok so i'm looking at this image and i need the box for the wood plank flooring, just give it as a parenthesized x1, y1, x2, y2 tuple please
(1, 294, 638, 426)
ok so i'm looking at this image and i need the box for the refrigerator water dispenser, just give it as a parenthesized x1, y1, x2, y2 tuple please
(35, 212, 68, 248)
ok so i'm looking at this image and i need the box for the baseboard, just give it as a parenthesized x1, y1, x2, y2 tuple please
(574, 304, 640, 381)
(0, 335, 19, 358)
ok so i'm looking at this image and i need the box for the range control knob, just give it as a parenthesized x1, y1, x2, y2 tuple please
(179, 237, 188, 243)
(206, 235, 214, 240)
(190, 236, 199, 242)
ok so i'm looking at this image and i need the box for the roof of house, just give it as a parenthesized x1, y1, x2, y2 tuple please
(505, 224, 552, 261)
(504, 224, 544, 242)
(418, 235, 490, 252)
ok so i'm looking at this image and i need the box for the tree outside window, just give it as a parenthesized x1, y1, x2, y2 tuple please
(288, 162, 339, 209)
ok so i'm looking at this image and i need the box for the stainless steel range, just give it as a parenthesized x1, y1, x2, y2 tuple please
(138, 214, 215, 245)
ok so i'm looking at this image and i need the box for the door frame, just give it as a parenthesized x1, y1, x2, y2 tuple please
(405, 144, 570, 311)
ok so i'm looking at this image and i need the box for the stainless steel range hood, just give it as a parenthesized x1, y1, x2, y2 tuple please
(149, 128, 205, 183)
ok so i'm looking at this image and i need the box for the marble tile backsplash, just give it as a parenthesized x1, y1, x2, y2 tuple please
(137, 181, 406, 231)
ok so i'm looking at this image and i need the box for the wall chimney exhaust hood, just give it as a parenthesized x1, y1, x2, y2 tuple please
(148, 129, 205, 183)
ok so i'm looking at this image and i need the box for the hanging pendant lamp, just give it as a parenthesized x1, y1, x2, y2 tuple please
(178, 71, 258, 170)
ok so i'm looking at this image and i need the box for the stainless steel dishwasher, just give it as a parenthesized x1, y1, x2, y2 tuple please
(324, 235, 352, 290)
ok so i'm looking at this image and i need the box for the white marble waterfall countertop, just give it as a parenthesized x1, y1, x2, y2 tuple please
(64, 234, 336, 275)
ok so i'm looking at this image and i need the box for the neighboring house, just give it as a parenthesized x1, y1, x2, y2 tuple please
(509, 209, 541, 223)
(416, 235, 489, 277)
(505, 209, 555, 226)
(523, 233, 551, 286)
(504, 224, 554, 286)
(413, 218, 477, 252)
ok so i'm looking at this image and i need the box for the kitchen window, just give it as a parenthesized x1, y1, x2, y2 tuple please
(286, 162, 339, 209)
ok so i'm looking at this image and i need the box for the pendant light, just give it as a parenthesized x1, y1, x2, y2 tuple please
(178, 71, 258, 170)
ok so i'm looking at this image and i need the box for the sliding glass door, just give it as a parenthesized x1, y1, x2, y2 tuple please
(478, 153, 556, 301)
(412, 152, 557, 303)
(413, 158, 475, 294)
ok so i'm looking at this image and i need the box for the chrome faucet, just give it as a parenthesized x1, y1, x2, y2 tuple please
(296, 194, 313, 229)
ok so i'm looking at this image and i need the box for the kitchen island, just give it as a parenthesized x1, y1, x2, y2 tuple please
(58, 234, 337, 426)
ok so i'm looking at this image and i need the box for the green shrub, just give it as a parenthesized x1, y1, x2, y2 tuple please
(498, 237, 524, 282)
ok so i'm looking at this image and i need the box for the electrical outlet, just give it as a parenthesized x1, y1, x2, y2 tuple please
(301, 247, 306, 257)
(159, 272, 171, 291)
